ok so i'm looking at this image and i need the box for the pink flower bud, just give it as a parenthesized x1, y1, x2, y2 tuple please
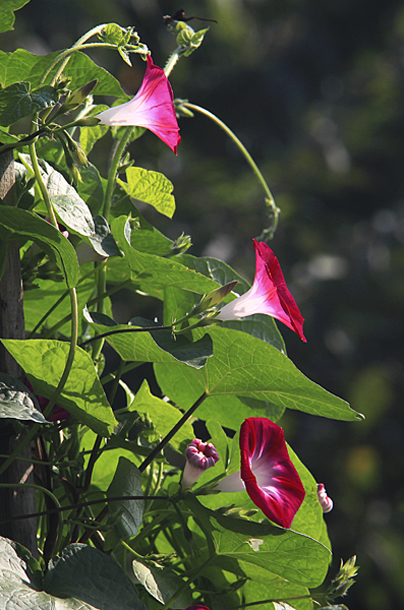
(181, 438, 219, 489)
(317, 483, 333, 513)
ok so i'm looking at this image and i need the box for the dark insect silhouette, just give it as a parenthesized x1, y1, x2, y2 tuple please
(164, 9, 217, 24)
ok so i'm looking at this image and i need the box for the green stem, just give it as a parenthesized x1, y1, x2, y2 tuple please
(28, 141, 58, 226)
(42, 286, 79, 421)
(227, 594, 314, 609)
(27, 266, 96, 339)
(0, 482, 64, 554)
(0, 495, 168, 524)
(139, 392, 208, 472)
(161, 554, 216, 610)
(39, 22, 113, 86)
(183, 102, 280, 239)
(44, 277, 127, 338)
(164, 47, 182, 77)
(79, 324, 173, 348)
(103, 127, 133, 220)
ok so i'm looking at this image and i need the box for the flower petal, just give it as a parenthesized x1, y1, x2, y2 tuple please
(240, 418, 305, 528)
(218, 240, 306, 342)
(96, 55, 181, 154)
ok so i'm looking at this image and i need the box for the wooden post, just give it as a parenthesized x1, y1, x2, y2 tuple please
(0, 151, 37, 556)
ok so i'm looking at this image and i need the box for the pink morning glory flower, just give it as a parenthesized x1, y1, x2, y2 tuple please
(317, 482, 333, 513)
(181, 438, 219, 490)
(218, 418, 305, 529)
(95, 55, 181, 154)
(217, 239, 307, 342)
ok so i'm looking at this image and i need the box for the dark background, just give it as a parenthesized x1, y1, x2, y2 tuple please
(3, 1, 404, 608)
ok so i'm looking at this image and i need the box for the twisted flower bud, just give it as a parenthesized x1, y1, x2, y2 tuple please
(317, 483, 333, 513)
(181, 438, 219, 490)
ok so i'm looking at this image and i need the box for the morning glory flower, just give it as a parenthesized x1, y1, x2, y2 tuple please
(181, 438, 219, 490)
(217, 239, 307, 342)
(95, 55, 181, 154)
(218, 417, 305, 529)
(317, 482, 333, 513)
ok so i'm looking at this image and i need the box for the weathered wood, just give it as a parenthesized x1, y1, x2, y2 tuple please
(0, 151, 37, 555)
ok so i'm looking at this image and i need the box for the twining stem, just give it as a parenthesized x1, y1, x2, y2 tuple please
(28, 267, 96, 338)
(139, 392, 208, 472)
(44, 275, 127, 338)
(79, 325, 173, 347)
(42, 286, 79, 421)
(183, 102, 280, 239)
(39, 24, 111, 86)
(0, 495, 169, 525)
(227, 594, 314, 609)
(91, 127, 134, 360)
(160, 554, 216, 610)
(0, 482, 64, 554)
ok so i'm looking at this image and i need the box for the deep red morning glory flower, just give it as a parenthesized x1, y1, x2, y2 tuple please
(182, 438, 219, 489)
(218, 417, 305, 529)
(95, 55, 181, 154)
(218, 239, 307, 342)
(25, 379, 70, 423)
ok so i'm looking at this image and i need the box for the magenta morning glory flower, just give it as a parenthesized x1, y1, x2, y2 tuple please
(317, 482, 333, 513)
(95, 55, 181, 154)
(217, 239, 307, 342)
(181, 438, 219, 490)
(218, 418, 305, 529)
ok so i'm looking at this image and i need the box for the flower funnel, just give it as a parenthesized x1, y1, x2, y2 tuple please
(219, 417, 305, 528)
(96, 55, 181, 153)
(218, 239, 306, 341)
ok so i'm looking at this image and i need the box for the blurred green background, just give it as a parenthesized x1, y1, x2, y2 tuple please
(2, 1, 404, 608)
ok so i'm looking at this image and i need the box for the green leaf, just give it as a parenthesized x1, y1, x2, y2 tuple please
(132, 559, 193, 607)
(84, 311, 213, 369)
(130, 379, 194, 447)
(155, 326, 361, 423)
(110, 216, 228, 300)
(106, 457, 144, 542)
(1, 339, 117, 436)
(75, 162, 105, 215)
(44, 543, 146, 609)
(0, 0, 30, 34)
(0, 206, 79, 288)
(185, 495, 330, 588)
(0, 49, 125, 97)
(0, 81, 58, 127)
(118, 166, 176, 218)
(0, 373, 48, 423)
(23, 275, 95, 335)
(51, 195, 120, 258)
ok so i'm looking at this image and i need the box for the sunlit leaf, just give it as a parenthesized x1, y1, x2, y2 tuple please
(1, 339, 117, 436)
(0, 205, 79, 288)
(0, 373, 47, 423)
(155, 326, 361, 424)
(118, 166, 176, 218)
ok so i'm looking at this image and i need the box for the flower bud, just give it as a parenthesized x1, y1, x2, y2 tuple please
(317, 483, 333, 513)
(181, 438, 219, 490)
